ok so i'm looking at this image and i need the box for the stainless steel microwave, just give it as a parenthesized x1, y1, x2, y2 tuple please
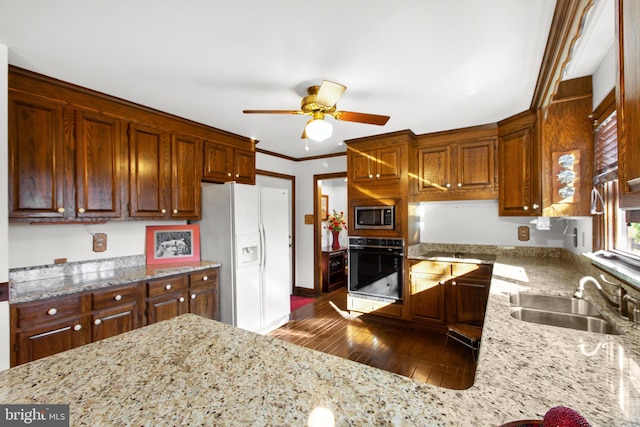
(354, 205, 395, 230)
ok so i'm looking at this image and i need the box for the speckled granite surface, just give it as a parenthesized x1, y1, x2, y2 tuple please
(9, 255, 221, 303)
(1, 252, 639, 426)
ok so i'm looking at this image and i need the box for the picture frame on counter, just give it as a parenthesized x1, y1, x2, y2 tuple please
(145, 224, 201, 265)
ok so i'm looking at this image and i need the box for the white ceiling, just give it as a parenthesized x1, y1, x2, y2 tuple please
(0, 0, 613, 159)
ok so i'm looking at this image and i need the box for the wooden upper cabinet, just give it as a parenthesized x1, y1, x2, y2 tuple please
(414, 128, 497, 201)
(616, 0, 640, 208)
(129, 123, 170, 219)
(8, 91, 68, 219)
(202, 140, 255, 185)
(170, 133, 202, 219)
(349, 146, 401, 183)
(498, 128, 535, 216)
(75, 110, 125, 219)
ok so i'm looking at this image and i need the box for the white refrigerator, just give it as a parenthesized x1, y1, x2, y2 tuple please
(197, 182, 291, 334)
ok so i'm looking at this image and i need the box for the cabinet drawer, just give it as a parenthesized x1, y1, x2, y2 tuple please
(348, 296, 403, 318)
(147, 275, 188, 298)
(190, 268, 218, 288)
(92, 283, 142, 311)
(451, 263, 493, 280)
(410, 260, 449, 276)
(14, 295, 84, 329)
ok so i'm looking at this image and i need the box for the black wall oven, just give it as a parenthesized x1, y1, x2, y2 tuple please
(348, 237, 404, 302)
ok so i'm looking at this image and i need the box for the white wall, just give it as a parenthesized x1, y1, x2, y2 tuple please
(592, 43, 616, 109)
(9, 220, 184, 269)
(1, 43, 10, 371)
(419, 200, 567, 247)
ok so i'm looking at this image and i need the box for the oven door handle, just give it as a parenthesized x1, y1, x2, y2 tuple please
(349, 249, 404, 256)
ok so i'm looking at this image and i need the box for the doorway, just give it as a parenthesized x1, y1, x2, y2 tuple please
(313, 172, 347, 295)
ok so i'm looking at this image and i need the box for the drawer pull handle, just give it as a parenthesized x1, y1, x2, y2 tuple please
(202, 276, 208, 281)
(191, 294, 197, 300)
(47, 308, 57, 316)
(165, 284, 172, 290)
(114, 295, 122, 301)
(73, 324, 82, 331)
(94, 319, 102, 325)
(179, 297, 185, 303)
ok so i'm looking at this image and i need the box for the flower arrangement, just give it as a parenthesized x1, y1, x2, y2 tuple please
(325, 209, 347, 232)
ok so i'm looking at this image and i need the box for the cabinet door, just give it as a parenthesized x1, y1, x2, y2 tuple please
(129, 123, 170, 218)
(456, 138, 496, 191)
(170, 133, 201, 220)
(147, 291, 189, 324)
(499, 128, 536, 216)
(91, 304, 139, 341)
(15, 317, 90, 365)
(8, 91, 68, 219)
(189, 287, 217, 320)
(450, 279, 489, 326)
(203, 140, 233, 182)
(417, 144, 451, 193)
(234, 148, 256, 184)
(349, 148, 376, 181)
(75, 110, 125, 219)
(410, 272, 446, 324)
(376, 146, 402, 181)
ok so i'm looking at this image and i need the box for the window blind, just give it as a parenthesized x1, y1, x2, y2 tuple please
(593, 111, 618, 184)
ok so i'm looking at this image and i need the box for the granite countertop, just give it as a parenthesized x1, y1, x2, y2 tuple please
(9, 255, 221, 303)
(1, 254, 639, 426)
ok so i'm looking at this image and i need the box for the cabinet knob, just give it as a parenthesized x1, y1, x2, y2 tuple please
(57, 207, 65, 213)
(165, 284, 172, 290)
(73, 324, 82, 331)
(457, 183, 462, 187)
(451, 281, 457, 286)
(114, 294, 122, 301)
(173, 209, 178, 214)
(94, 319, 102, 325)
(179, 297, 185, 303)
(161, 208, 167, 214)
(376, 173, 380, 178)
(47, 308, 57, 316)
(191, 294, 196, 300)
(202, 276, 208, 281)
(78, 208, 85, 213)
(523, 205, 529, 211)
(439, 281, 445, 285)
(236, 173, 239, 178)
(368, 174, 373, 179)
(532, 204, 539, 210)
(227, 172, 232, 177)
(446, 183, 451, 188)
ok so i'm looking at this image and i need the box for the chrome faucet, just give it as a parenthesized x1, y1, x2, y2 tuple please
(574, 275, 628, 317)
(623, 294, 640, 327)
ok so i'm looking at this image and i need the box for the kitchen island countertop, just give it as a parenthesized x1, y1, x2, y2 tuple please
(1, 254, 639, 426)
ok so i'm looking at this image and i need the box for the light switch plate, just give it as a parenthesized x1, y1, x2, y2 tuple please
(518, 226, 530, 241)
(93, 233, 107, 252)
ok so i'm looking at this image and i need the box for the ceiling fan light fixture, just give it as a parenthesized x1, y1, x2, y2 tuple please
(305, 118, 332, 142)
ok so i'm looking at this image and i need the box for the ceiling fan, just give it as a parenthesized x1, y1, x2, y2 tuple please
(243, 80, 390, 142)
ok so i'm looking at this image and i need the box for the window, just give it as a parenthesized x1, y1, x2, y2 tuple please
(593, 108, 640, 260)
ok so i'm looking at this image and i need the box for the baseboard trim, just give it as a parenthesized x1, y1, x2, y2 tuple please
(293, 286, 316, 298)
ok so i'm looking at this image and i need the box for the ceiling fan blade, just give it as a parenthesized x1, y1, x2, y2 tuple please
(315, 80, 346, 108)
(243, 109, 304, 115)
(333, 111, 390, 126)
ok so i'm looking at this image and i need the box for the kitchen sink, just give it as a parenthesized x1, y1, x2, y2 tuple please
(509, 292, 621, 335)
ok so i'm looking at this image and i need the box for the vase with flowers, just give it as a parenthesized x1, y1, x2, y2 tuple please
(325, 209, 347, 249)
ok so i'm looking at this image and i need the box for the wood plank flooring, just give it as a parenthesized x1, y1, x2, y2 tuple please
(268, 288, 477, 390)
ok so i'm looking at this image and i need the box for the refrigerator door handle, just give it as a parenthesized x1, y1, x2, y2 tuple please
(259, 223, 267, 270)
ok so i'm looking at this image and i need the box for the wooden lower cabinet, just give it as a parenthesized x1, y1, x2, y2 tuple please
(146, 275, 189, 324)
(321, 249, 347, 293)
(188, 268, 220, 320)
(91, 282, 145, 341)
(409, 261, 447, 325)
(11, 267, 220, 366)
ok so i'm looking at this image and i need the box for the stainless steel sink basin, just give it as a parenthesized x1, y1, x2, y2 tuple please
(509, 293, 602, 316)
(509, 292, 621, 335)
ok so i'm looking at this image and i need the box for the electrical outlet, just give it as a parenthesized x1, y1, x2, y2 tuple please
(518, 226, 530, 241)
(93, 233, 107, 252)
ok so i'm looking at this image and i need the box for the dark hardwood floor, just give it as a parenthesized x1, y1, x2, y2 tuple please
(268, 288, 477, 390)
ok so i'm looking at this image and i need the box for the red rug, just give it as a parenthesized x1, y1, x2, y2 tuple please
(290, 295, 314, 312)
